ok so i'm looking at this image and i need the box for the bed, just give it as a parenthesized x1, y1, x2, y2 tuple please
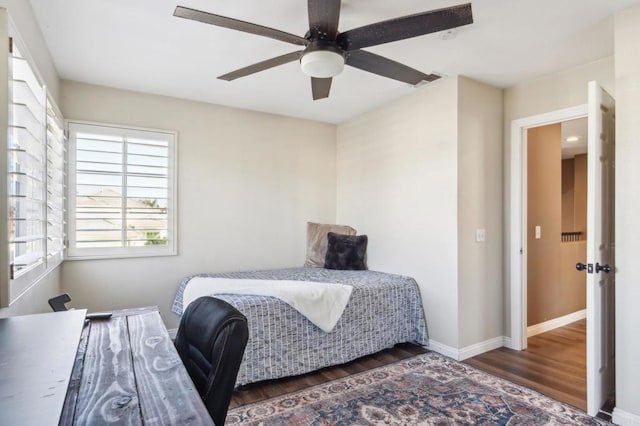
(171, 267, 428, 387)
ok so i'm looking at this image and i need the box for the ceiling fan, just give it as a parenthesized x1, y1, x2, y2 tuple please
(174, 1, 473, 100)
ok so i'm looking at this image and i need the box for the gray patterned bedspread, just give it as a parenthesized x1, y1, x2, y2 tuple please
(172, 267, 428, 386)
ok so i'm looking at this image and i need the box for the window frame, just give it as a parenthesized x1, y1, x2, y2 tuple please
(66, 120, 178, 260)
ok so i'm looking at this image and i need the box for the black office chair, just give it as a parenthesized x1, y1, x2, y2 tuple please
(48, 293, 72, 312)
(174, 297, 249, 426)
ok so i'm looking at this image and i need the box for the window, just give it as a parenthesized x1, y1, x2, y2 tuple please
(67, 122, 177, 259)
(1, 24, 66, 307)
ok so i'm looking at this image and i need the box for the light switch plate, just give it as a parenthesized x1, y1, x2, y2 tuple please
(535, 226, 541, 239)
(476, 229, 486, 242)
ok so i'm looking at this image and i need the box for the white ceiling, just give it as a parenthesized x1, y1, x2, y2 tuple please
(28, 0, 640, 124)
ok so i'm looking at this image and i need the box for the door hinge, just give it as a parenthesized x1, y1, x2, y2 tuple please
(8, 37, 12, 54)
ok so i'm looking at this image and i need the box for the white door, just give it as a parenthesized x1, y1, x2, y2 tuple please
(585, 80, 616, 416)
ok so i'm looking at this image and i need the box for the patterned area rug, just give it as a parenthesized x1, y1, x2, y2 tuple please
(226, 352, 605, 425)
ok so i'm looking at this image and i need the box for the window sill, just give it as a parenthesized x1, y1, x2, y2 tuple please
(64, 248, 178, 261)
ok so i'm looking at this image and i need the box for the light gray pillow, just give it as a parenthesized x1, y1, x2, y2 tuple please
(304, 222, 357, 267)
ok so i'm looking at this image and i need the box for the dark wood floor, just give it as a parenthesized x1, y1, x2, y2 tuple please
(230, 342, 427, 408)
(466, 319, 587, 411)
(231, 320, 586, 412)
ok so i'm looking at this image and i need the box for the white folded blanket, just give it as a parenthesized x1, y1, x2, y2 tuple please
(182, 277, 353, 333)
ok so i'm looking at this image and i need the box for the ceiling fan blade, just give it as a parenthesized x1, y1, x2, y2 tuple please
(345, 50, 439, 85)
(337, 3, 472, 51)
(218, 51, 304, 81)
(174, 6, 308, 46)
(307, 0, 341, 41)
(311, 77, 332, 100)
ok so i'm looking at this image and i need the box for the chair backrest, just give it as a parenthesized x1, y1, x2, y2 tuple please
(174, 297, 249, 426)
(48, 293, 71, 312)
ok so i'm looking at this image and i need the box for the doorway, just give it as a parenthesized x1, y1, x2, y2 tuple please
(526, 119, 587, 339)
(508, 104, 588, 352)
(508, 82, 616, 417)
(523, 119, 588, 409)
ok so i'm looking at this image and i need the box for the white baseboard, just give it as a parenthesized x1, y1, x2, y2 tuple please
(527, 309, 586, 338)
(427, 336, 509, 361)
(167, 328, 178, 339)
(458, 336, 506, 361)
(502, 336, 512, 349)
(425, 339, 459, 360)
(613, 407, 640, 425)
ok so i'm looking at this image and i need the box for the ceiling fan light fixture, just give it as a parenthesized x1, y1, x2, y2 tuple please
(300, 50, 345, 78)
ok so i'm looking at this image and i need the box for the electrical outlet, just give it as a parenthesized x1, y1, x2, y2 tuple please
(476, 229, 486, 242)
(535, 226, 541, 239)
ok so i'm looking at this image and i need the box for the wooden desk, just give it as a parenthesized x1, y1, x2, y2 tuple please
(61, 307, 213, 425)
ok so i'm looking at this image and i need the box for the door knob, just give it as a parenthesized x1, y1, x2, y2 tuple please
(596, 263, 612, 274)
(576, 262, 587, 271)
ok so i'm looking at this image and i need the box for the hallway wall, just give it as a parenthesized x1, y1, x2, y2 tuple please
(527, 124, 586, 326)
(527, 124, 562, 325)
(561, 154, 587, 236)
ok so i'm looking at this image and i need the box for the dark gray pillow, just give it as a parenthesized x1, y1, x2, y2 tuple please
(324, 232, 368, 270)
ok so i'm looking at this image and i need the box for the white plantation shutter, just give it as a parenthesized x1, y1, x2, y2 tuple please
(7, 43, 47, 281)
(46, 98, 66, 266)
(68, 122, 177, 259)
(1, 15, 67, 307)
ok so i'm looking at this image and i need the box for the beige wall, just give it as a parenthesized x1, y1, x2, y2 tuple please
(614, 5, 640, 422)
(0, 0, 61, 317)
(60, 81, 337, 329)
(337, 76, 503, 351)
(559, 241, 586, 314)
(504, 58, 615, 124)
(0, 269, 62, 318)
(503, 57, 614, 336)
(457, 77, 504, 348)
(527, 124, 562, 325)
(337, 77, 460, 348)
(561, 155, 587, 236)
(561, 158, 575, 231)
(573, 154, 588, 237)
